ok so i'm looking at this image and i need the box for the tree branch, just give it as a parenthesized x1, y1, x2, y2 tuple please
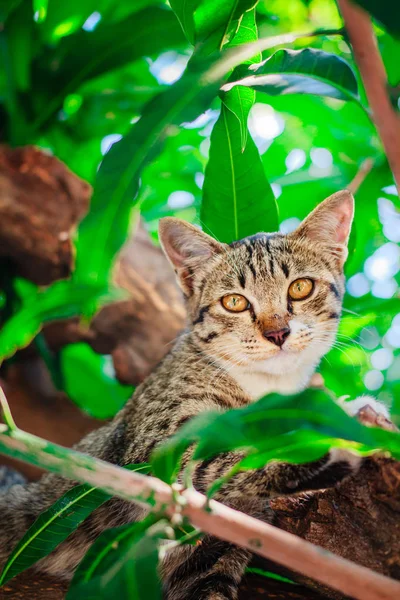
(0, 425, 399, 600)
(337, 0, 400, 194)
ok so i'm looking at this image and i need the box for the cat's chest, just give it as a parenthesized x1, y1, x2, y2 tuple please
(229, 367, 311, 401)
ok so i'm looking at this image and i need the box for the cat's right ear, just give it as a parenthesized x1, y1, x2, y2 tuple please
(159, 218, 226, 295)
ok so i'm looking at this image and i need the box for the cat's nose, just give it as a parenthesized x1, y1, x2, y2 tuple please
(263, 327, 290, 347)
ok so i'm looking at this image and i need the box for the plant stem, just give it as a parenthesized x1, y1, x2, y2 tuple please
(0, 426, 399, 600)
(337, 0, 400, 194)
(0, 384, 17, 430)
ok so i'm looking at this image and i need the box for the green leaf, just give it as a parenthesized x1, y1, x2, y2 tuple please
(152, 390, 400, 484)
(67, 516, 165, 599)
(201, 8, 278, 243)
(0, 282, 123, 361)
(33, 0, 48, 23)
(225, 48, 360, 102)
(60, 343, 134, 419)
(201, 103, 278, 243)
(170, 0, 256, 49)
(31, 6, 186, 132)
(0, 463, 150, 585)
(74, 33, 284, 283)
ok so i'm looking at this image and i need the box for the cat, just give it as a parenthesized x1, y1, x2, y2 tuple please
(0, 190, 370, 599)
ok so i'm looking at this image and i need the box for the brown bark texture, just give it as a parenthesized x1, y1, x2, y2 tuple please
(0, 145, 399, 599)
(0, 145, 91, 285)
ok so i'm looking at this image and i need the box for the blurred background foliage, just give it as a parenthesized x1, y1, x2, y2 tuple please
(0, 0, 399, 422)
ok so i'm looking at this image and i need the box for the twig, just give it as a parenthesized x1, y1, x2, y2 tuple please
(337, 0, 400, 194)
(0, 427, 399, 600)
(347, 158, 374, 195)
(0, 384, 17, 431)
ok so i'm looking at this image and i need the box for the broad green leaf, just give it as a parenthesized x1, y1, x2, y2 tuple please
(225, 48, 360, 102)
(67, 516, 165, 599)
(0, 464, 150, 585)
(151, 390, 400, 484)
(61, 343, 133, 419)
(0, 282, 123, 361)
(201, 9, 278, 243)
(201, 97, 278, 243)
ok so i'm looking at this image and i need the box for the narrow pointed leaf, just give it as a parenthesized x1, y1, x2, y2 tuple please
(67, 516, 165, 599)
(0, 464, 150, 585)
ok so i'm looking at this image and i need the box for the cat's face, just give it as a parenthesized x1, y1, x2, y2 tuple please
(160, 191, 354, 379)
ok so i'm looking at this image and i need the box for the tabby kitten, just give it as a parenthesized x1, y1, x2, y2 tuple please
(0, 191, 361, 599)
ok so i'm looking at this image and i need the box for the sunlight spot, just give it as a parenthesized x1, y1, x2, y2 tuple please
(346, 273, 370, 297)
(82, 12, 101, 31)
(168, 191, 195, 209)
(371, 348, 393, 370)
(249, 104, 284, 139)
(310, 147, 333, 169)
(364, 242, 400, 281)
(382, 185, 398, 196)
(102, 355, 116, 379)
(279, 217, 300, 234)
(285, 149, 306, 173)
(364, 370, 384, 391)
(195, 172, 204, 189)
(199, 138, 210, 159)
(371, 278, 397, 298)
(150, 51, 189, 85)
(183, 109, 218, 130)
(271, 183, 282, 199)
(101, 134, 122, 155)
(378, 198, 400, 242)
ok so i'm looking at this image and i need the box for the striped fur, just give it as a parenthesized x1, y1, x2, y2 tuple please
(0, 191, 359, 599)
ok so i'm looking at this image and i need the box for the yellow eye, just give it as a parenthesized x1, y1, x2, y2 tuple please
(221, 294, 250, 313)
(288, 278, 314, 300)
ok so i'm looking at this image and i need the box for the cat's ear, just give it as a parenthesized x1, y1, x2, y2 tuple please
(291, 190, 354, 265)
(159, 218, 226, 294)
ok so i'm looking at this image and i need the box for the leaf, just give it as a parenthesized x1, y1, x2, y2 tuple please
(353, 0, 400, 38)
(151, 390, 400, 484)
(67, 516, 165, 599)
(31, 6, 186, 132)
(0, 282, 123, 361)
(60, 343, 134, 419)
(170, 0, 256, 49)
(201, 9, 278, 243)
(74, 33, 287, 283)
(0, 464, 150, 585)
(224, 48, 360, 102)
(33, 0, 48, 23)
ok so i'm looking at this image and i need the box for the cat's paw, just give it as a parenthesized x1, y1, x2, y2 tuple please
(339, 395, 398, 432)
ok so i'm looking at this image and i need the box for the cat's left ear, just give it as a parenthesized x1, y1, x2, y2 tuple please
(159, 218, 227, 295)
(291, 190, 354, 266)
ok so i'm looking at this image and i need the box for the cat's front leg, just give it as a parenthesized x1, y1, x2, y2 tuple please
(163, 537, 250, 600)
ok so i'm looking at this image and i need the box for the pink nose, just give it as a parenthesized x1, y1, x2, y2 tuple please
(263, 327, 290, 347)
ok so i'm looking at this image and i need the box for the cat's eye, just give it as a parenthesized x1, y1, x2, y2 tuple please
(288, 278, 314, 300)
(221, 294, 250, 313)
